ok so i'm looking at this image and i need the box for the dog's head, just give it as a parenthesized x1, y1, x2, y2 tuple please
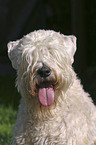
(8, 30, 76, 107)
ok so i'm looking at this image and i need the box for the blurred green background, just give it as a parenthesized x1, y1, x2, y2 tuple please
(0, 0, 96, 144)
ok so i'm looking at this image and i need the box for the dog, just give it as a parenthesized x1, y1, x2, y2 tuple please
(8, 30, 96, 145)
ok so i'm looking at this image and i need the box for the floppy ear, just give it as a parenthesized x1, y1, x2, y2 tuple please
(63, 35, 77, 64)
(8, 40, 20, 70)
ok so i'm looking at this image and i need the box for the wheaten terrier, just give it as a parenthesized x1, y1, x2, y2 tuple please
(8, 30, 96, 145)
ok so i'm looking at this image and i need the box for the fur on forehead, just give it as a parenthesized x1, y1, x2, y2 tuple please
(8, 30, 77, 70)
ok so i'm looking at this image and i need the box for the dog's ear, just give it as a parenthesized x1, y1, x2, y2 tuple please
(63, 35, 77, 64)
(7, 40, 20, 70)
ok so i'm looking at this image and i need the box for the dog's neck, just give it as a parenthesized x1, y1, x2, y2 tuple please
(22, 92, 66, 121)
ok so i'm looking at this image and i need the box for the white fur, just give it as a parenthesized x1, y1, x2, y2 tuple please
(8, 30, 96, 145)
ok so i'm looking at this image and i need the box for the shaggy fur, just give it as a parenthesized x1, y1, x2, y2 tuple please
(8, 30, 96, 145)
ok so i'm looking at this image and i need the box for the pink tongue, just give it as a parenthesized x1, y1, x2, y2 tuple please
(39, 82, 54, 106)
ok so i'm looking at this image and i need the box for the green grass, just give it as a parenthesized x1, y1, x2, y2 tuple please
(0, 106, 17, 145)
(0, 75, 20, 145)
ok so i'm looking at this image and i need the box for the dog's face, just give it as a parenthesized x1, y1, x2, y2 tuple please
(8, 30, 76, 107)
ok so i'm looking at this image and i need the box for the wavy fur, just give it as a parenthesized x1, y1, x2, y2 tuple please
(8, 30, 96, 145)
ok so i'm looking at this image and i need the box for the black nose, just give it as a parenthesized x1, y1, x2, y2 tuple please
(37, 65, 51, 78)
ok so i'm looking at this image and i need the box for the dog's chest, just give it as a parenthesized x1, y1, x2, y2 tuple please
(25, 116, 67, 144)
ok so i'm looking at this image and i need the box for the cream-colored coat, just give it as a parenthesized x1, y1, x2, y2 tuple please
(8, 30, 96, 145)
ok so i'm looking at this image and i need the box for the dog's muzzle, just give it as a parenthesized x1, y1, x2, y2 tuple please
(37, 65, 54, 107)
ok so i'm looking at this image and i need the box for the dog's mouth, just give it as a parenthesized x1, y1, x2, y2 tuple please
(37, 81, 54, 106)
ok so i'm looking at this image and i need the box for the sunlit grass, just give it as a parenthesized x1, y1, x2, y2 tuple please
(0, 106, 17, 145)
(0, 75, 20, 144)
